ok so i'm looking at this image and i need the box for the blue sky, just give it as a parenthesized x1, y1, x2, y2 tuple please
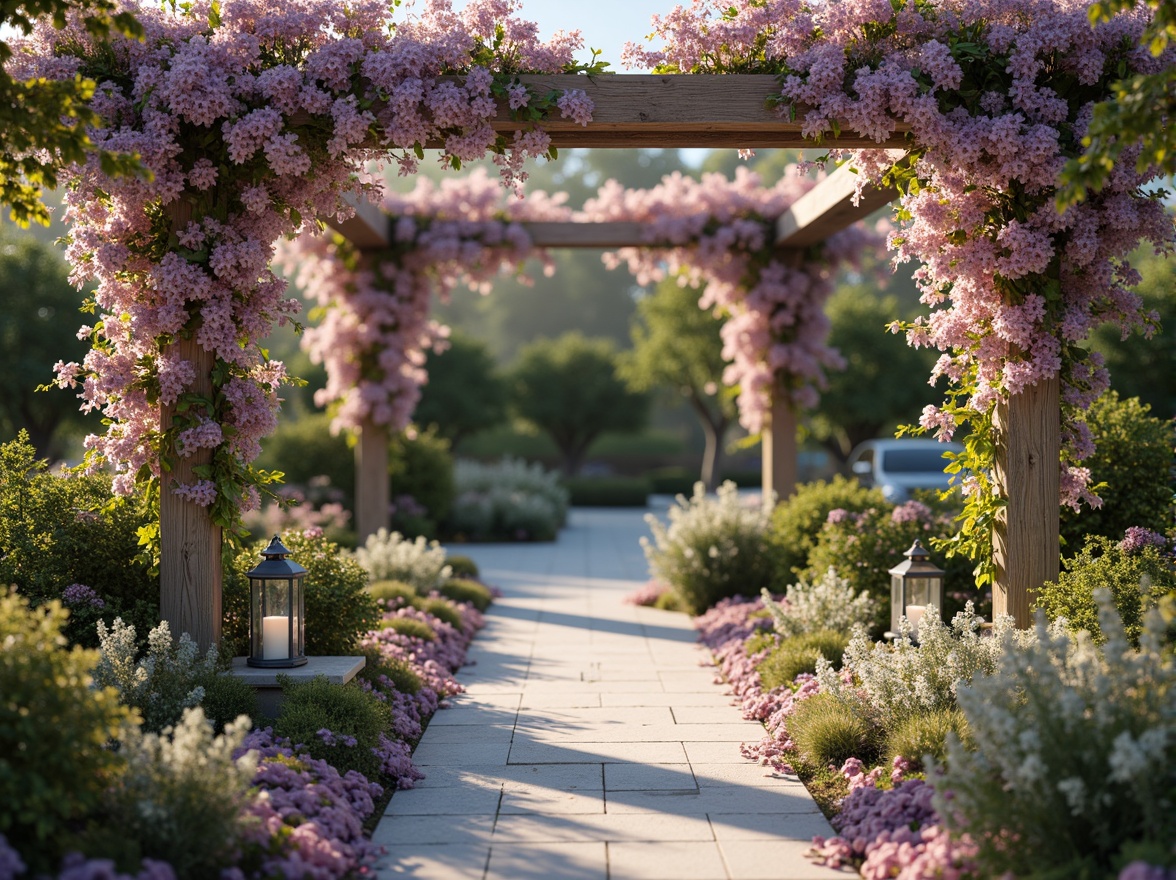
(452, 0, 669, 72)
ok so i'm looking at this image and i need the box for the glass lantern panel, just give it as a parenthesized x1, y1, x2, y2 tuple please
(251, 581, 263, 654)
(907, 577, 932, 606)
(292, 581, 303, 658)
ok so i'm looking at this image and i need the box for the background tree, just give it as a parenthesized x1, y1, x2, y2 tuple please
(414, 333, 508, 447)
(509, 332, 649, 476)
(809, 285, 938, 462)
(1, 0, 142, 226)
(620, 277, 735, 490)
(0, 224, 90, 458)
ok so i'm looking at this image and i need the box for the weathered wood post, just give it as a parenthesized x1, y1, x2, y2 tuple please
(992, 376, 1061, 627)
(762, 391, 798, 504)
(355, 416, 391, 542)
(160, 202, 222, 650)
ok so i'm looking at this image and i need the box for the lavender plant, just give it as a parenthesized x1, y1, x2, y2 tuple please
(933, 593, 1176, 877)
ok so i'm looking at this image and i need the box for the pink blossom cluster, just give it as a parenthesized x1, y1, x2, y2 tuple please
(1119, 526, 1171, 555)
(14, 0, 591, 523)
(628, 0, 1175, 509)
(623, 580, 672, 606)
(279, 169, 571, 433)
(583, 167, 880, 432)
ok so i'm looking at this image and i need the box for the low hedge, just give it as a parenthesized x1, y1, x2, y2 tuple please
(563, 476, 651, 507)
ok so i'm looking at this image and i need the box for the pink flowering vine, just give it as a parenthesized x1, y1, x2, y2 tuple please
(12, 0, 595, 534)
(629, 0, 1175, 577)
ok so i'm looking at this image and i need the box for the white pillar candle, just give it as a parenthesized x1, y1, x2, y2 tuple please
(262, 615, 290, 661)
(905, 604, 926, 633)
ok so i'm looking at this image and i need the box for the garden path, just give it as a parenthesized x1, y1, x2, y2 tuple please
(373, 506, 843, 880)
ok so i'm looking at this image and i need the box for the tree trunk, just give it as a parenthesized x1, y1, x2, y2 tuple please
(688, 393, 729, 492)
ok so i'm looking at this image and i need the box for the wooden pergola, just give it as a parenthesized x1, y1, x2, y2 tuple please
(162, 74, 1056, 650)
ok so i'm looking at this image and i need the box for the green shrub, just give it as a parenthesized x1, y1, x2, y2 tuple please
(563, 476, 652, 507)
(0, 433, 158, 647)
(932, 594, 1176, 878)
(642, 481, 782, 614)
(93, 618, 219, 734)
(1059, 392, 1174, 549)
(885, 706, 970, 769)
(803, 501, 978, 631)
(757, 630, 849, 691)
(446, 555, 480, 579)
(377, 616, 436, 641)
(761, 568, 877, 639)
(388, 427, 455, 538)
(80, 709, 255, 880)
(446, 457, 568, 541)
(768, 475, 885, 578)
(254, 412, 355, 508)
(648, 467, 696, 495)
(274, 676, 391, 780)
(356, 646, 423, 695)
(0, 592, 131, 872)
(198, 672, 261, 732)
(438, 577, 493, 612)
(367, 578, 420, 609)
(224, 531, 379, 657)
(419, 596, 464, 630)
(786, 692, 881, 768)
(1036, 533, 1176, 646)
(653, 590, 687, 612)
(354, 529, 452, 591)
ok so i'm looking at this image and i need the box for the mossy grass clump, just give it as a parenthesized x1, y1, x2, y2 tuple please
(884, 706, 970, 769)
(445, 555, 480, 579)
(356, 646, 423, 695)
(419, 596, 464, 629)
(377, 616, 436, 641)
(786, 692, 881, 768)
(438, 577, 493, 612)
(366, 579, 420, 609)
(198, 672, 261, 731)
(757, 630, 849, 691)
(273, 675, 391, 780)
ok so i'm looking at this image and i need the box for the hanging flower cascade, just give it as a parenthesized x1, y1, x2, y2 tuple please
(278, 169, 572, 434)
(12, 0, 597, 534)
(628, 0, 1175, 576)
(583, 167, 879, 434)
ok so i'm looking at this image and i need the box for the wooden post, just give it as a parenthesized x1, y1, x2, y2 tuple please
(762, 392, 798, 505)
(992, 376, 1061, 627)
(355, 417, 390, 542)
(159, 334, 222, 651)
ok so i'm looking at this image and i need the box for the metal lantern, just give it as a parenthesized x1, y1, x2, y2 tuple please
(887, 539, 945, 641)
(247, 535, 308, 668)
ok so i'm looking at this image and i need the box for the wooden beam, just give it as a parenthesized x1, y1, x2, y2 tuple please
(775, 153, 904, 247)
(355, 418, 390, 542)
(762, 393, 798, 504)
(993, 377, 1061, 627)
(329, 195, 389, 249)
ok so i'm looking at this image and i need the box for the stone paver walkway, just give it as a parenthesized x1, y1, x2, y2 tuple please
(374, 507, 844, 880)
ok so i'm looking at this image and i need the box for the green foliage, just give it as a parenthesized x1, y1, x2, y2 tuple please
(932, 596, 1176, 878)
(786, 692, 881, 768)
(414, 334, 509, 446)
(768, 476, 886, 578)
(563, 475, 652, 507)
(653, 589, 687, 612)
(447, 456, 568, 541)
(620, 277, 735, 488)
(0, 225, 90, 458)
(438, 577, 493, 612)
(0, 0, 143, 227)
(224, 531, 379, 657)
(254, 411, 354, 507)
(812, 286, 939, 461)
(93, 618, 218, 734)
(884, 706, 970, 769)
(642, 481, 783, 614)
(80, 709, 255, 880)
(388, 427, 455, 537)
(1036, 534, 1176, 646)
(445, 554, 480, 579)
(356, 646, 423, 696)
(198, 672, 260, 732)
(377, 616, 435, 642)
(509, 332, 649, 476)
(0, 591, 130, 873)
(0, 432, 158, 646)
(803, 501, 978, 631)
(761, 568, 878, 639)
(1059, 393, 1175, 549)
(366, 578, 420, 610)
(274, 676, 391, 780)
(419, 596, 464, 630)
(757, 630, 849, 691)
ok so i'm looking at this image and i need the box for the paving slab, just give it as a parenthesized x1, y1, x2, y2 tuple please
(372, 508, 839, 879)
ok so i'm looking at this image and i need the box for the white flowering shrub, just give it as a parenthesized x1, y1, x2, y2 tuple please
(88, 707, 257, 878)
(932, 593, 1176, 877)
(642, 481, 780, 613)
(94, 618, 218, 734)
(816, 604, 1037, 728)
(354, 528, 451, 591)
(761, 567, 877, 638)
(447, 457, 569, 541)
